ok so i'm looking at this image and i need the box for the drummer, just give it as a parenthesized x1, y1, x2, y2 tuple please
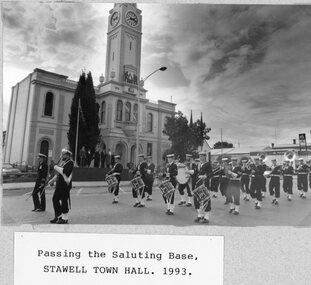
(177, 154, 194, 207)
(193, 151, 213, 224)
(131, 154, 148, 208)
(106, 155, 123, 204)
(164, 154, 178, 215)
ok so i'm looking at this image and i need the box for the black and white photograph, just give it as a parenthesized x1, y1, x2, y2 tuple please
(1, 2, 311, 284)
(2, 2, 311, 227)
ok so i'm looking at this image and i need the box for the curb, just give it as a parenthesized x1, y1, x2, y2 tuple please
(2, 181, 132, 191)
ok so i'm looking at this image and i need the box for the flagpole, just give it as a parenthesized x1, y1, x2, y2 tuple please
(74, 98, 80, 166)
(221, 128, 223, 156)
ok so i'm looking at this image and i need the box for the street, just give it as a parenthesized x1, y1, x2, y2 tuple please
(2, 178, 311, 227)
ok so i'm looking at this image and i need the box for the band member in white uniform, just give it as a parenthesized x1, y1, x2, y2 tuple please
(177, 154, 194, 207)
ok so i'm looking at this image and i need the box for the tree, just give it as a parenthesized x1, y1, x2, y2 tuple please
(163, 111, 211, 160)
(192, 112, 211, 150)
(67, 71, 101, 164)
(213, 141, 234, 149)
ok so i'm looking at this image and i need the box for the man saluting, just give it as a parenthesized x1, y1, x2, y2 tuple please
(32, 153, 48, 212)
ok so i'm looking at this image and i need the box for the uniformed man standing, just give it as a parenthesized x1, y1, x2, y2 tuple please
(32, 153, 48, 212)
(49, 149, 74, 224)
(106, 155, 123, 204)
(145, 156, 155, 201)
(268, 159, 282, 205)
(193, 152, 213, 224)
(296, 158, 309, 199)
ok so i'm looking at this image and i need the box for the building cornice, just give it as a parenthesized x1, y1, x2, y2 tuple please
(31, 79, 76, 93)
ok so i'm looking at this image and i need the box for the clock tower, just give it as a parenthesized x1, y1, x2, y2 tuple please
(105, 3, 142, 85)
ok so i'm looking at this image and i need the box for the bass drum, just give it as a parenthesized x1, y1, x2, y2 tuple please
(176, 163, 190, 185)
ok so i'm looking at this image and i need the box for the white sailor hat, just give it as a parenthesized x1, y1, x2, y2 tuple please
(138, 154, 145, 158)
(222, 157, 229, 162)
(195, 158, 200, 162)
(61, 148, 72, 156)
(186, 154, 192, 158)
(114, 155, 121, 159)
(299, 158, 304, 161)
(38, 153, 47, 158)
(167, 154, 174, 158)
(241, 159, 248, 162)
(147, 155, 152, 159)
(199, 151, 207, 156)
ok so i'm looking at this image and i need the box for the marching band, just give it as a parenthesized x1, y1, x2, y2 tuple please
(29, 148, 311, 225)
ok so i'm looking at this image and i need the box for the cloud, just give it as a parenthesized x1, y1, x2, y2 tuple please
(3, 3, 311, 147)
(141, 4, 311, 146)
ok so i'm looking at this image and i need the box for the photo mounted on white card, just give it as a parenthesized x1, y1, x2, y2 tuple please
(2, 2, 311, 227)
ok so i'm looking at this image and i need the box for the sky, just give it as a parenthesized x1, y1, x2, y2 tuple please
(2, 2, 311, 148)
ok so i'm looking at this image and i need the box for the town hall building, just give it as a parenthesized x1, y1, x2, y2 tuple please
(4, 3, 175, 168)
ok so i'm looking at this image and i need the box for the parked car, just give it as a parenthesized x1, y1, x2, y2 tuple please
(2, 163, 22, 178)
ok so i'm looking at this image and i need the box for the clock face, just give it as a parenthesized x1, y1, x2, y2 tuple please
(110, 11, 120, 27)
(125, 11, 138, 27)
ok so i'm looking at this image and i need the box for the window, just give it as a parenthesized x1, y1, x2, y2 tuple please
(40, 140, 49, 157)
(133, 103, 138, 122)
(147, 143, 152, 157)
(101, 101, 106, 123)
(130, 42, 132, 50)
(125, 102, 131, 121)
(44, 92, 54, 116)
(147, 113, 153, 132)
(116, 100, 123, 121)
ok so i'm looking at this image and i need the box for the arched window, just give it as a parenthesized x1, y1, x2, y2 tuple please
(44, 92, 54, 116)
(116, 100, 123, 121)
(147, 113, 153, 132)
(101, 101, 106, 123)
(125, 102, 131, 121)
(40, 140, 49, 157)
(133, 104, 138, 122)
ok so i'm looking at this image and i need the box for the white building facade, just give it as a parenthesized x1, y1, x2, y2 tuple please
(4, 3, 175, 167)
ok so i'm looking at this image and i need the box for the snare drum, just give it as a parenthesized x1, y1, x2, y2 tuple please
(131, 176, 145, 192)
(105, 174, 118, 193)
(159, 180, 175, 198)
(193, 184, 210, 204)
(105, 175, 118, 187)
